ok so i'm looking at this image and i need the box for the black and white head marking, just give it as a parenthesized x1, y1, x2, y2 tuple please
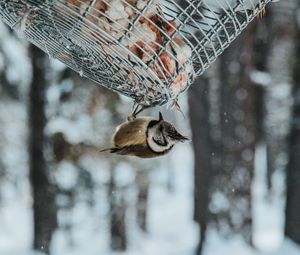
(146, 112, 188, 153)
(146, 120, 175, 153)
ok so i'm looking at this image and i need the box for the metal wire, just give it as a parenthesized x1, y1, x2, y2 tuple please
(0, 0, 273, 106)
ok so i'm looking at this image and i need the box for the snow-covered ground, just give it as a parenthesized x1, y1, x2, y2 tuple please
(0, 93, 298, 255)
(0, 140, 300, 255)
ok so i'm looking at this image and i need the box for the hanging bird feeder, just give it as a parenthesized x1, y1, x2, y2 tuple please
(0, 0, 276, 108)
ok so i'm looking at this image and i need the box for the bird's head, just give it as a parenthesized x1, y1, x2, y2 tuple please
(147, 112, 189, 153)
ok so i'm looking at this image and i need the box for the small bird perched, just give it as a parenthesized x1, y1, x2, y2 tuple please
(101, 112, 189, 158)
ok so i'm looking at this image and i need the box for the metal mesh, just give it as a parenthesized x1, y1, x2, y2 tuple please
(0, 0, 272, 106)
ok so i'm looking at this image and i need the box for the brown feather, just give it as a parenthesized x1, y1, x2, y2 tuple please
(108, 144, 174, 158)
(113, 117, 151, 148)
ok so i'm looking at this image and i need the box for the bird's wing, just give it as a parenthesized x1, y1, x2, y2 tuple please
(113, 117, 151, 148)
(101, 145, 158, 158)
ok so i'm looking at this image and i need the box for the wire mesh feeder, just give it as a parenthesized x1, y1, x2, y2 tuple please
(0, 0, 275, 109)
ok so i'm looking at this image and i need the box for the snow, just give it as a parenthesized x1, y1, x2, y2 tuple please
(0, 139, 198, 255)
(54, 161, 79, 190)
(0, 87, 299, 255)
(55, 142, 197, 255)
(0, 200, 33, 255)
(204, 232, 300, 255)
(273, 239, 300, 255)
(0, 22, 31, 96)
(252, 144, 285, 252)
(250, 70, 272, 87)
(114, 162, 136, 187)
(0, 99, 29, 206)
(200, 142, 300, 255)
(1, 130, 299, 255)
(45, 116, 93, 144)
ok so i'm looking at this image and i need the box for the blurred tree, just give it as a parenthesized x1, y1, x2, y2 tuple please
(28, 45, 58, 254)
(251, 8, 272, 143)
(215, 23, 258, 244)
(109, 165, 127, 251)
(46, 65, 129, 251)
(285, 12, 300, 244)
(0, 48, 20, 100)
(0, 38, 10, 203)
(136, 169, 150, 232)
(188, 76, 212, 254)
(44, 60, 155, 252)
(264, 1, 296, 191)
(107, 98, 129, 252)
(190, 23, 260, 254)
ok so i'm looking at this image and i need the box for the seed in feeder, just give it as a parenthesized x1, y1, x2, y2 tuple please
(170, 72, 187, 98)
(106, 0, 129, 21)
(171, 38, 192, 64)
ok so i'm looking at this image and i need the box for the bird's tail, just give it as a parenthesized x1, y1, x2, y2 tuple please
(99, 147, 121, 154)
(100, 147, 129, 155)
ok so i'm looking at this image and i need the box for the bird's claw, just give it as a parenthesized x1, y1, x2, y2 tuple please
(257, 8, 266, 19)
(127, 114, 136, 122)
(128, 104, 148, 122)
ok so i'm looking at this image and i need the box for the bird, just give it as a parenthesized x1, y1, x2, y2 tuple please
(101, 112, 189, 158)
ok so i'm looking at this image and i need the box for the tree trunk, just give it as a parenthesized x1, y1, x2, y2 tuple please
(109, 166, 127, 251)
(214, 23, 258, 245)
(29, 45, 57, 254)
(265, 1, 297, 191)
(188, 76, 212, 255)
(285, 20, 300, 245)
(136, 170, 150, 232)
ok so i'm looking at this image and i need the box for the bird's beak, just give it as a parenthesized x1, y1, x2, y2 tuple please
(158, 111, 164, 122)
(169, 130, 189, 142)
